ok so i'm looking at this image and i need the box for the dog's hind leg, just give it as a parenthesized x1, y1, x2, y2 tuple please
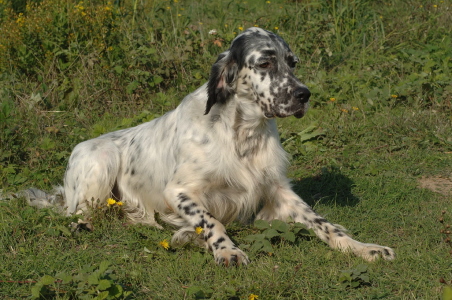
(64, 138, 120, 215)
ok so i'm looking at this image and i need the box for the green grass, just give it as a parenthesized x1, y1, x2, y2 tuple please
(1, 0, 452, 298)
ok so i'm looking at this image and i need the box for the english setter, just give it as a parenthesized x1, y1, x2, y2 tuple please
(27, 27, 395, 265)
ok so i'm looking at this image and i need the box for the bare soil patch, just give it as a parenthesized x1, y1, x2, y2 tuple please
(418, 175, 452, 196)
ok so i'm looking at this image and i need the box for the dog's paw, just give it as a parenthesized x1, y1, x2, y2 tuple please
(359, 244, 395, 261)
(214, 247, 250, 267)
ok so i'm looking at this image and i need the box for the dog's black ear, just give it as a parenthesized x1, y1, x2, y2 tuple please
(205, 52, 238, 115)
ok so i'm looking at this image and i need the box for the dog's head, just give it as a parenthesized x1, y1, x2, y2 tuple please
(206, 27, 310, 119)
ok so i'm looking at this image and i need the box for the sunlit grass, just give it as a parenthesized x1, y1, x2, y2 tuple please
(0, 0, 452, 298)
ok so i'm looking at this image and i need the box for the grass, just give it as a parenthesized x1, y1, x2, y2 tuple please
(1, 0, 452, 298)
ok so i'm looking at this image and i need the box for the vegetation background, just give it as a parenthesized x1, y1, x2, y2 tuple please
(0, 0, 451, 299)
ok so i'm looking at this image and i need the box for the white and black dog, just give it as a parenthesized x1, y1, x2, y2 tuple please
(25, 27, 395, 265)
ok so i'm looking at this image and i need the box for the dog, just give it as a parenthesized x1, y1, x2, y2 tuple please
(25, 27, 395, 265)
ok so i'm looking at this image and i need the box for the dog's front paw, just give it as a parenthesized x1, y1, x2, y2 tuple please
(359, 244, 395, 261)
(213, 246, 250, 266)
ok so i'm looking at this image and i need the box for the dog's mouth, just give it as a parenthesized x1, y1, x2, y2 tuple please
(266, 108, 306, 119)
(264, 101, 309, 119)
(294, 110, 305, 118)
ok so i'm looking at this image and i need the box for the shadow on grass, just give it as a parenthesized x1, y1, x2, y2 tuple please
(291, 166, 360, 207)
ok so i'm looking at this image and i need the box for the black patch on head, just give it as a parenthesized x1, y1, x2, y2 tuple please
(248, 54, 255, 65)
(206, 53, 238, 115)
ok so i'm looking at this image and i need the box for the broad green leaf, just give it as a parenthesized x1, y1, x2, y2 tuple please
(243, 234, 266, 242)
(281, 232, 296, 242)
(108, 284, 123, 297)
(31, 284, 43, 299)
(40, 275, 55, 285)
(360, 274, 370, 282)
(250, 240, 264, 252)
(98, 261, 110, 274)
(264, 228, 280, 239)
(355, 264, 368, 273)
(93, 290, 109, 300)
(87, 272, 99, 285)
(97, 279, 112, 290)
(338, 272, 352, 282)
(254, 219, 270, 229)
(271, 220, 289, 233)
(261, 240, 273, 253)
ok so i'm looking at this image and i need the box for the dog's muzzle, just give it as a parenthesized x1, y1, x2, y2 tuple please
(293, 86, 310, 104)
(293, 86, 310, 118)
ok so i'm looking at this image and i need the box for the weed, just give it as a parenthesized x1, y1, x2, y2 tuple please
(0, 0, 452, 298)
(31, 261, 132, 299)
(244, 219, 315, 255)
(337, 264, 370, 289)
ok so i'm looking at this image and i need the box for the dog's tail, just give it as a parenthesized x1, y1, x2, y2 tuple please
(1, 186, 67, 213)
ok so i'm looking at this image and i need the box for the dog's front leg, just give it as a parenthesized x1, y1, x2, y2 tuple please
(164, 185, 250, 266)
(257, 182, 395, 261)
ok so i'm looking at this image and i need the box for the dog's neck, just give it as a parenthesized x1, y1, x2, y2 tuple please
(232, 96, 271, 159)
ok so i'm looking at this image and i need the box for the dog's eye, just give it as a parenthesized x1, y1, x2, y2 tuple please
(258, 62, 271, 69)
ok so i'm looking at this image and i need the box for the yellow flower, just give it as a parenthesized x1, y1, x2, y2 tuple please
(341, 109, 348, 113)
(352, 106, 359, 111)
(249, 294, 259, 300)
(116, 201, 123, 206)
(274, 27, 279, 30)
(238, 26, 244, 31)
(391, 94, 398, 98)
(433, 4, 437, 8)
(159, 239, 170, 250)
(266, 1, 271, 3)
(329, 97, 336, 102)
(195, 227, 203, 234)
(107, 198, 116, 206)
(177, 14, 181, 17)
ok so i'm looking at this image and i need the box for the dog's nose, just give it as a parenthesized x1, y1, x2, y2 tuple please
(293, 87, 310, 103)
